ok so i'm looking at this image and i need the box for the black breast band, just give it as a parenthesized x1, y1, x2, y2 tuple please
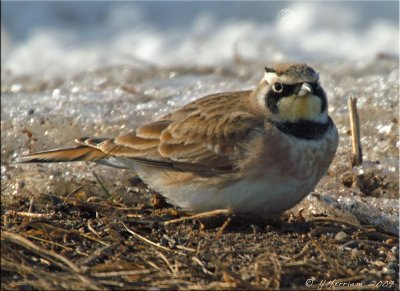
(269, 117, 333, 140)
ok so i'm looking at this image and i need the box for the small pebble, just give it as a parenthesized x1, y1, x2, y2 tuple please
(351, 248, 360, 258)
(385, 238, 394, 244)
(327, 232, 335, 239)
(335, 231, 348, 242)
(378, 250, 386, 257)
(382, 267, 397, 278)
(128, 175, 143, 186)
(250, 224, 261, 233)
(13, 274, 21, 280)
(370, 260, 386, 268)
(342, 240, 358, 249)
(390, 246, 398, 257)
(340, 171, 354, 187)
(241, 273, 253, 281)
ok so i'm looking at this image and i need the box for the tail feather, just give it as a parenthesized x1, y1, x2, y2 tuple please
(16, 146, 107, 164)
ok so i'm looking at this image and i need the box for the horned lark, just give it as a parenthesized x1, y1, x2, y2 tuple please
(18, 63, 338, 215)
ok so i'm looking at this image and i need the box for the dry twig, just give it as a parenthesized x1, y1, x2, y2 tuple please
(6, 210, 55, 219)
(161, 209, 233, 226)
(348, 96, 363, 166)
(192, 256, 213, 275)
(121, 222, 185, 255)
(204, 218, 231, 250)
(90, 269, 154, 278)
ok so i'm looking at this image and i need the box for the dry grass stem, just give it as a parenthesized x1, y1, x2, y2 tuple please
(121, 222, 185, 255)
(63, 185, 84, 203)
(6, 210, 55, 219)
(192, 256, 213, 275)
(90, 269, 154, 278)
(2, 231, 81, 273)
(161, 208, 233, 226)
(25, 235, 78, 253)
(87, 220, 101, 238)
(205, 217, 231, 250)
(92, 170, 112, 198)
(290, 241, 311, 261)
(2, 231, 104, 290)
(156, 251, 176, 274)
(348, 96, 363, 166)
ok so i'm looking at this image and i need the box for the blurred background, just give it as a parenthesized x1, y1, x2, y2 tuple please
(1, 1, 398, 76)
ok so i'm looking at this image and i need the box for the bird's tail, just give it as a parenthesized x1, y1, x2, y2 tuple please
(16, 146, 107, 164)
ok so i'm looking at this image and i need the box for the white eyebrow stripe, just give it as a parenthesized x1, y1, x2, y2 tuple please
(264, 72, 278, 83)
(264, 72, 293, 84)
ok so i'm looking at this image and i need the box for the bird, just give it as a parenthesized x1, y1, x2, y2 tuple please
(17, 63, 339, 215)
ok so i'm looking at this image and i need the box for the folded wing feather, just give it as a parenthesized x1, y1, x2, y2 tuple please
(18, 91, 261, 174)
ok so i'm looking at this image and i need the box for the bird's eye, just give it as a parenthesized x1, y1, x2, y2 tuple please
(272, 82, 283, 93)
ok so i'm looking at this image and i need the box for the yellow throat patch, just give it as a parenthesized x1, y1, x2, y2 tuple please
(277, 94, 322, 121)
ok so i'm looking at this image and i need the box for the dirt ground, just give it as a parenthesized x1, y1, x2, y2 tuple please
(1, 172, 399, 290)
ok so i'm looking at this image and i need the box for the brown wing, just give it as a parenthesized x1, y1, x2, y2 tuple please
(79, 90, 262, 173)
(18, 90, 262, 174)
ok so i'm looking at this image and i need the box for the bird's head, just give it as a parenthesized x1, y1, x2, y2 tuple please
(253, 63, 328, 123)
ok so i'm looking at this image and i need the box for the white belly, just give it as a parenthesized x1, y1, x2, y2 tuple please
(161, 175, 314, 215)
